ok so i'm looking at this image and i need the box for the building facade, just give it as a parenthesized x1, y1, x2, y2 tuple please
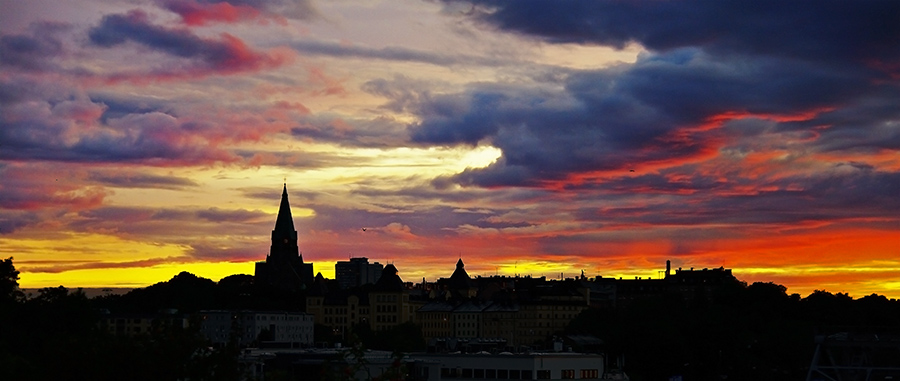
(101, 309, 190, 337)
(307, 264, 417, 338)
(199, 310, 314, 347)
(335, 257, 383, 289)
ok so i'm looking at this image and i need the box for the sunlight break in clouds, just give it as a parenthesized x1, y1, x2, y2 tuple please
(1, 0, 898, 298)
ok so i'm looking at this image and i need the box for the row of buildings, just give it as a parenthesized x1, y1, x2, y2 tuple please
(305, 257, 736, 351)
(251, 184, 739, 351)
(239, 348, 624, 381)
(100, 309, 316, 348)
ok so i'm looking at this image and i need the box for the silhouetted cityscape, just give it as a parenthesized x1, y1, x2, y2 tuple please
(2, 186, 898, 381)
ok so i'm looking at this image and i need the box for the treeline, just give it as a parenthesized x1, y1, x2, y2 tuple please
(566, 281, 900, 381)
(0, 258, 254, 381)
(0, 258, 421, 380)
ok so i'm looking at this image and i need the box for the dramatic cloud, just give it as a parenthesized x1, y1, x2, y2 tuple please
(452, 0, 900, 69)
(3, 1, 897, 297)
(88, 9, 293, 79)
(0, 88, 239, 164)
(0, 164, 110, 212)
(162, 0, 320, 22)
(0, 25, 65, 71)
(408, 2, 899, 188)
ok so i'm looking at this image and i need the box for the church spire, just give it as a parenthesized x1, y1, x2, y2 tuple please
(257, 183, 312, 292)
(272, 183, 297, 242)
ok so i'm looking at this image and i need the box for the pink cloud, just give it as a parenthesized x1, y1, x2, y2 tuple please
(0, 164, 109, 211)
(89, 10, 296, 83)
(165, 0, 265, 26)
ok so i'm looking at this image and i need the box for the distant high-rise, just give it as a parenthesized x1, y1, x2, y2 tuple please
(254, 184, 314, 291)
(335, 257, 383, 289)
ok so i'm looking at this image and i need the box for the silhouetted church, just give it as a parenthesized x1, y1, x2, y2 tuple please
(255, 184, 313, 291)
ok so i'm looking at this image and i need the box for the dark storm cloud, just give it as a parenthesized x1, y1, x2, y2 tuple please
(790, 91, 900, 153)
(453, 0, 900, 67)
(566, 166, 900, 228)
(406, 2, 899, 188)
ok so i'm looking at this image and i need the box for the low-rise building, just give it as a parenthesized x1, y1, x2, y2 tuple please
(307, 264, 416, 337)
(100, 309, 190, 337)
(238, 348, 625, 380)
(412, 352, 612, 380)
(335, 257, 383, 289)
(199, 310, 314, 347)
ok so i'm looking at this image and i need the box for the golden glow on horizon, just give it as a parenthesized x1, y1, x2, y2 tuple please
(20, 261, 259, 288)
(2, 233, 188, 265)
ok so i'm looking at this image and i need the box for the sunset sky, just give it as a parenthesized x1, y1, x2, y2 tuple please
(1, 0, 898, 298)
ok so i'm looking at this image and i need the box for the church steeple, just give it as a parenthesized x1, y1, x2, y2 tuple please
(272, 183, 297, 242)
(256, 183, 314, 292)
(269, 183, 300, 265)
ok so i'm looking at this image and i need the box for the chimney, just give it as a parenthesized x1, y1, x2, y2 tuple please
(666, 260, 671, 277)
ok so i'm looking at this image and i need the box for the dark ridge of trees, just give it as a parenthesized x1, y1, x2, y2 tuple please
(566, 281, 900, 381)
(0, 284, 245, 380)
(92, 271, 306, 314)
(0, 260, 250, 381)
(94, 271, 219, 313)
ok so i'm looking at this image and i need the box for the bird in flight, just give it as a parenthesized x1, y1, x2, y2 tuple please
(362, 228, 367, 232)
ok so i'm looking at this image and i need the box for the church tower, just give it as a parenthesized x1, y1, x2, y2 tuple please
(270, 184, 299, 261)
(255, 184, 314, 291)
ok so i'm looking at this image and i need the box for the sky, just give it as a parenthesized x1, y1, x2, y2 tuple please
(1, 0, 898, 298)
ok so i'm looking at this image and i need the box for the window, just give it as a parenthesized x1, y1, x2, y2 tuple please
(562, 369, 575, 379)
(536, 370, 551, 379)
(580, 369, 599, 379)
